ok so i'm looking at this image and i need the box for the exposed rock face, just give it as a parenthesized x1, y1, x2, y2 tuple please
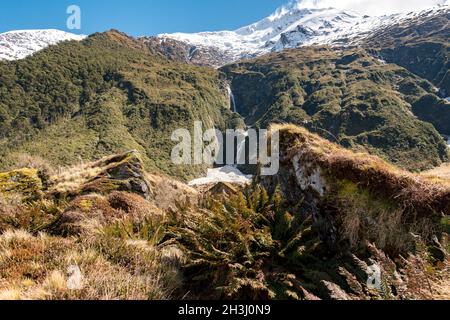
(256, 124, 450, 299)
(81, 151, 152, 199)
(0, 150, 154, 203)
(142, 37, 233, 68)
(261, 125, 449, 240)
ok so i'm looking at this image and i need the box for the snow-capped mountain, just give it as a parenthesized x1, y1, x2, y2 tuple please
(1, 2, 448, 67)
(157, 1, 449, 66)
(0, 29, 86, 61)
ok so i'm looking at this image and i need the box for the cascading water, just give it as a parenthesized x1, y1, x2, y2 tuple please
(445, 135, 450, 147)
(187, 85, 253, 186)
(226, 85, 237, 113)
(235, 131, 248, 166)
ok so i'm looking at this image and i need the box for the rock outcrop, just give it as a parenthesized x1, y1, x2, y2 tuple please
(261, 125, 450, 243)
(80, 151, 152, 199)
(255, 124, 450, 299)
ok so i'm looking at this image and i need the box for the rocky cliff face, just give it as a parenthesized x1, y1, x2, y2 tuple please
(142, 37, 233, 68)
(260, 125, 449, 237)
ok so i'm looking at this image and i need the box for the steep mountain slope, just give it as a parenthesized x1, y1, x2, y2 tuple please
(363, 7, 450, 97)
(0, 30, 240, 181)
(222, 47, 449, 171)
(0, 29, 86, 61)
(0, 28, 446, 178)
(155, 3, 449, 67)
(361, 8, 450, 137)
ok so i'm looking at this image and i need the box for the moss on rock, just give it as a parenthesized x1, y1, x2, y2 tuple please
(0, 168, 43, 200)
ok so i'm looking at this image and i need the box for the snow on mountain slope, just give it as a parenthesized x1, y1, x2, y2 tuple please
(158, 2, 449, 66)
(0, 29, 86, 61)
(189, 166, 252, 186)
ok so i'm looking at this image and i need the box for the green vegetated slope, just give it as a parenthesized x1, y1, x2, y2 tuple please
(0, 30, 241, 181)
(364, 8, 449, 97)
(222, 47, 449, 171)
(363, 8, 450, 135)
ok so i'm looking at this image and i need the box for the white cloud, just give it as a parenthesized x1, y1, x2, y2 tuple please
(290, 0, 448, 16)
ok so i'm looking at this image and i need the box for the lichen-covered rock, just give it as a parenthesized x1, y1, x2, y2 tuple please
(0, 168, 43, 200)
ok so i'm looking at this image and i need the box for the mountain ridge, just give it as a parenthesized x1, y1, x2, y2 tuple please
(1, 3, 448, 67)
(0, 29, 86, 61)
(154, 3, 449, 67)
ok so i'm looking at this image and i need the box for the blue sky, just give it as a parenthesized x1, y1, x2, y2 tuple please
(0, 0, 287, 35)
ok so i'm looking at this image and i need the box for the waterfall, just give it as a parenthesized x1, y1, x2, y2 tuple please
(236, 131, 248, 166)
(226, 85, 237, 113)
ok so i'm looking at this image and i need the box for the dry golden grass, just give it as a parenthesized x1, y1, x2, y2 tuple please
(0, 153, 186, 300)
(145, 172, 199, 210)
(0, 224, 179, 300)
(0, 151, 191, 300)
(14, 154, 53, 172)
(433, 275, 450, 300)
(422, 163, 450, 186)
(50, 162, 102, 195)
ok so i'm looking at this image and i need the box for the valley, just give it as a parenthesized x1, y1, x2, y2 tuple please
(0, 0, 449, 301)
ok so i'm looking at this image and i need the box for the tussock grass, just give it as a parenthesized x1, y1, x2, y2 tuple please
(0, 210, 178, 300)
(0, 144, 448, 300)
(0, 154, 188, 300)
(50, 162, 102, 195)
(422, 163, 450, 186)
